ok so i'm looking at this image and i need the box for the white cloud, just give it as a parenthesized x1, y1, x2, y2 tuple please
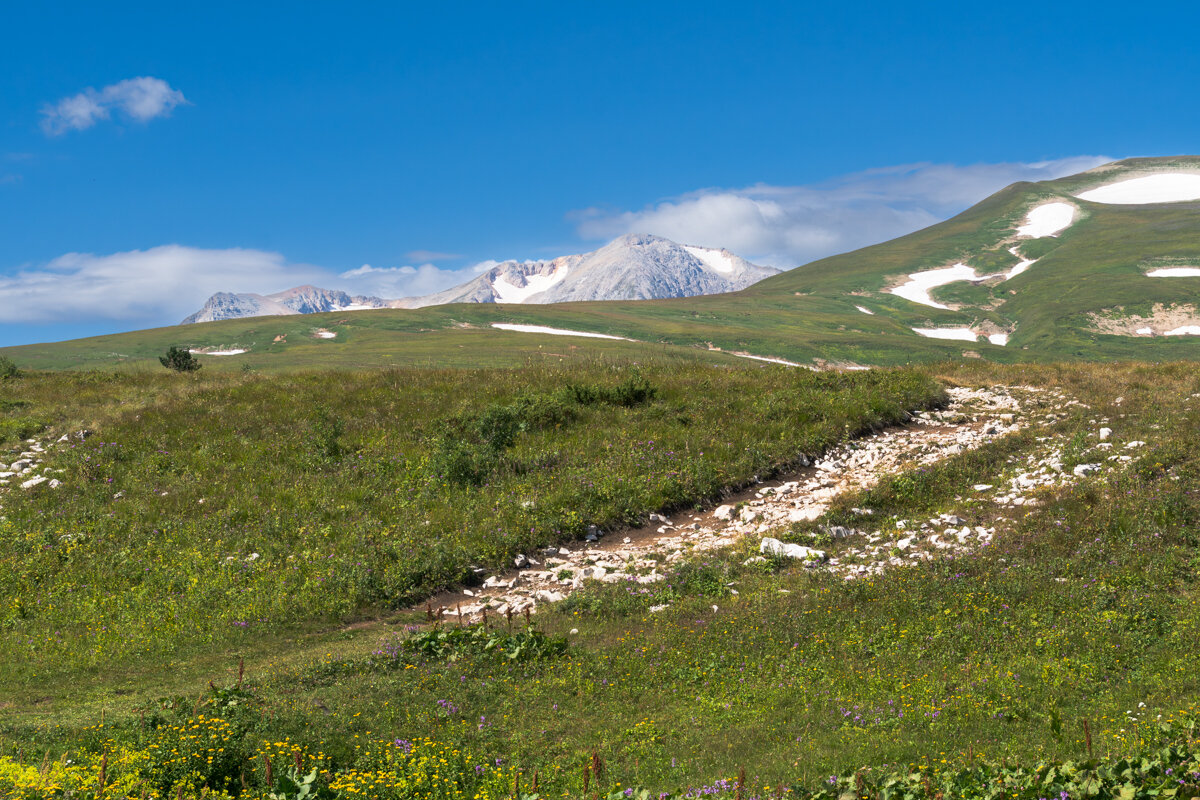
(572, 156, 1111, 267)
(405, 249, 461, 263)
(338, 262, 482, 298)
(0, 245, 322, 324)
(41, 77, 188, 135)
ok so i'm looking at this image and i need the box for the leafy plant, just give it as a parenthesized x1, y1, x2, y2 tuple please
(310, 406, 345, 461)
(0, 356, 18, 380)
(269, 766, 335, 800)
(402, 625, 568, 662)
(158, 345, 201, 372)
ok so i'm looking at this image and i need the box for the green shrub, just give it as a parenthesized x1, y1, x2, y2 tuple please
(0, 356, 18, 379)
(159, 345, 201, 372)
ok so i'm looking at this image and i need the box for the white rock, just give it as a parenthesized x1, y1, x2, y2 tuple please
(1099, 427, 1112, 441)
(1073, 463, 1101, 477)
(760, 537, 826, 562)
(712, 504, 735, 521)
(20, 475, 47, 490)
(787, 507, 822, 523)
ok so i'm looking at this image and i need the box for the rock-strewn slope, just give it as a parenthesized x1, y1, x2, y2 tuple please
(428, 384, 1136, 619)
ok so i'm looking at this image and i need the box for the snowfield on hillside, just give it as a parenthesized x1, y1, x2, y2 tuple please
(683, 245, 737, 274)
(1016, 202, 1075, 237)
(492, 263, 570, 303)
(890, 264, 984, 309)
(1147, 267, 1200, 277)
(490, 323, 631, 340)
(1076, 173, 1200, 204)
(911, 327, 978, 342)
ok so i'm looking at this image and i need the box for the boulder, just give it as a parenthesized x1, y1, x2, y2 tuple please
(787, 507, 822, 523)
(712, 504, 735, 521)
(760, 537, 826, 563)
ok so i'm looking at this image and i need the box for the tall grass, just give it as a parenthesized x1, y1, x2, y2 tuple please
(0, 361, 940, 683)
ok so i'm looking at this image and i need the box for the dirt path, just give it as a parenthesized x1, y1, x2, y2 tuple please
(423, 382, 1125, 621)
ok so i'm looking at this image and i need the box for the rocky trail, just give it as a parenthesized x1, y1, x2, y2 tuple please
(425, 383, 1138, 621)
(1, 383, 1143, 626)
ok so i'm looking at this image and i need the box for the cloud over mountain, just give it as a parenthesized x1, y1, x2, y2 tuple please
(0, 245, 322, 324)
(572, 157, 1110, 267)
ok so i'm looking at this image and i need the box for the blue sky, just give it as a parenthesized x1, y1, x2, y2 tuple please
(2, 1, 1197, 346)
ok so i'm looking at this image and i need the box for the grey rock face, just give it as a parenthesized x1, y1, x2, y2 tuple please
(182, 285, 393, 324)
(406, 234, 779, 308)
(181, 235, 780, 322)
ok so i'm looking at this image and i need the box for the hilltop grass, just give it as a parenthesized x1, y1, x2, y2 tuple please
(2, 360, 1200, 798)
(0, 360, 940, 695)
(11, 159, 1200, 375)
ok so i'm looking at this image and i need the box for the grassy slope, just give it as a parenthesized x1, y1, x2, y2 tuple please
(8, 158, 1200, 372)
(0, 361, 941, 693)
(2, 360, 1200, 798)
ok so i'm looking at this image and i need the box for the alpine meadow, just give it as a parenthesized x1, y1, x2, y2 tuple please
(9, 2, 1200, 786)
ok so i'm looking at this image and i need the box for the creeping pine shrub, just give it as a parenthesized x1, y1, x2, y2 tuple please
(0, 416, 48, 445)
(159, 345, 201, 372)
(0, 355, 18, 379)
(401, 625, 568, 662)
(309, 406, 345, 461)
(428, 394, 577, 486)
(560, 372, 658, 407)
(429, 378, 660, 487)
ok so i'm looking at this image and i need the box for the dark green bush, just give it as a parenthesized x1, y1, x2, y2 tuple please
(159, 345, 201, 372)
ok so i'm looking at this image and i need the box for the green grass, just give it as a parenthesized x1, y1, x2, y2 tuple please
(0, 361, 940, 692)
(9, 158, 1200, 374)
(2, 359, 1200, 798)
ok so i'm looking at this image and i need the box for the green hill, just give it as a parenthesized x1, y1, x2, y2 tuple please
(6, 157, 1200, 372)
(4, 158, 1200, 800)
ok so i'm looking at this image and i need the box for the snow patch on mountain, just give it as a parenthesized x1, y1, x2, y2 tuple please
(1147, 267, 1200, 277)
(406, 234, 778, 308)
(1016, 202, 1075, 237)
(490, 323, 631, 340)
(683, 245, 736, 274)
(889, 264, 986, 310)
(1076, 173, 1200, 204)
(183, 235, 779, 323)
(183, 285, 393, 324)
(491, 262, 571, 303)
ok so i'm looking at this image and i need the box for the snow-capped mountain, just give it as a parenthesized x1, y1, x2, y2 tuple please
(181, 286, 393, 324)
(181, 235, 779, 323)
(399, 234, 778, 308)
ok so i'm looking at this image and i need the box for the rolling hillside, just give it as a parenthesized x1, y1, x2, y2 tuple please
(4, 156, 1200, 372)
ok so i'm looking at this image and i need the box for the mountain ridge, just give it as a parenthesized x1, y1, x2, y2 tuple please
(182, 234, 779, 323)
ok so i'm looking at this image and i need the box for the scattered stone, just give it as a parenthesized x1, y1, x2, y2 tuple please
(759, 537, 826, 563)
